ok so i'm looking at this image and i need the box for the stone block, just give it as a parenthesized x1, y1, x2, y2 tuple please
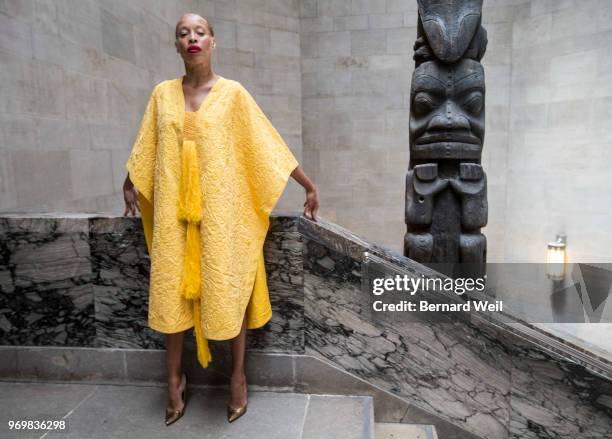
(213, 19, 236, 49)
(90, 122, 132, 151)
(11, 150, 72, 208)
(32, 60, 66, 117)
(530, 0, 574, 17)
(548, 99, 592, 129)
(318, 31, 351, 56)
(0, 12, 33, 57)
(55, 0, 103, 51)
(33, 0, 59, 35)
(551, 7, 592, 41)
(63, 71, 108, 122)
(351, 29, 387, 55)
(386, 0, 419, 13)
(70, 149, 114, 199)
(101, 8, 135, 62)
(35, 117, 92, 151)
(300, 0, 317, 18)
(134, 24, 161, 72)
(301, 32, 318, 58)
(107, 83, 150, 126)
(237, 23, 270, 53)
(301, 15, 334, 33)
(333, 15, 368, 31)
(550, 49, 598, 86)
(368, 14, 403, 30)
(0, 114, 36, 150)
(512, 13, 552, 48)
(386, 28, 414, 53)
(0, 50, 35, 114)
(318, 0, 352, 17)
(266, 0, 299, 18)
(0, 0, 34, 23)
(0, 150, 17, 211)
(351, 0, 386, 15)
(271, 29, 300, 57)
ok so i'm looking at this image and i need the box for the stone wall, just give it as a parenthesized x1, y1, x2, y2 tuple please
(299, 0, 417, 249)
(1, 0, 611, 263)
(299, 0, 612, 262)
(502, 0, 612, 262)
(0, 0, 302, 214)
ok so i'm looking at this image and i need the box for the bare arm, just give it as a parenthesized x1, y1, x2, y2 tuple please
(123, 173, 140, 216)
(290, 164, 319, 221)
(123, 173, 134, 190)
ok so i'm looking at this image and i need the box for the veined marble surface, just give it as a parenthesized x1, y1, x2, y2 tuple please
(298, 217, 612, 439)
(0, 215, 303, 353)
(303, 237, 511, 438)
(89, 217, 163, 349)
(0, 217, 95, 346)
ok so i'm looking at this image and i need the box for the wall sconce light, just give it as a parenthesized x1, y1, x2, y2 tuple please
(546, 234, 566, 280)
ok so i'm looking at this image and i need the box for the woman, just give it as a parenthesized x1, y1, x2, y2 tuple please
(122, 13, 319, 426)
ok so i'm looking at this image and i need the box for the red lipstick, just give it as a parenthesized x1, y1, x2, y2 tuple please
(187, 45, 201, 53)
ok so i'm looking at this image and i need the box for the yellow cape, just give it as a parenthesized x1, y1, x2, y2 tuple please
(125, 76, 299, 368)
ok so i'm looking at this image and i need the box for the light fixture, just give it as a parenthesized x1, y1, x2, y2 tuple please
(546, 234, 566, 280)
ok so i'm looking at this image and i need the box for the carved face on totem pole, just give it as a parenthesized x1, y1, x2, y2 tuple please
(410, 59, 485, 162)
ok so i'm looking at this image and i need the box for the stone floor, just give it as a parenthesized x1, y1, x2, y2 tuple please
(0, 381, 374, 439)
(374, 422, 438, 439)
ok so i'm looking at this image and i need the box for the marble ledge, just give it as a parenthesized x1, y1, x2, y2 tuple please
(0, 211, 303, 219)
(0, 212, 108, 218)
(0, 212, 301, 234)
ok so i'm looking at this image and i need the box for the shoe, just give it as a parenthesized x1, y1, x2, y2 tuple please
(227, 375, 248, 423)
(165, 372, 187, 426)
(227, 403, 247, 423)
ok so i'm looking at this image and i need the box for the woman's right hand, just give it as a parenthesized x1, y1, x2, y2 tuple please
(123, 175, 140, 216)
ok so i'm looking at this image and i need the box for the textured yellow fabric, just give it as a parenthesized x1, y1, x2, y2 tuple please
(127, 76, 299, 368)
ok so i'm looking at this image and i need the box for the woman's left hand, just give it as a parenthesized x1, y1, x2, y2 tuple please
(303, 187, 319, 222)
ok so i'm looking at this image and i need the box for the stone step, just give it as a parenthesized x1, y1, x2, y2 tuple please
(375, 422, 439, 439)
(0, 380, 374, 439)
(303, 393, 375, 439)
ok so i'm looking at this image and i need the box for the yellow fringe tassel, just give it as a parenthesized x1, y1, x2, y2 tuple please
(178, 140, 202, 223)
(180, 223, 201, 300)
(178, 139, 212, 369)
(193, 299, 211, 368)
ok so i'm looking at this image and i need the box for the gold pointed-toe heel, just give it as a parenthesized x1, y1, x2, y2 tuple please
(165, 373, 187, 426)
(227, 375, 248, 423)
(227, 403, 247, 423)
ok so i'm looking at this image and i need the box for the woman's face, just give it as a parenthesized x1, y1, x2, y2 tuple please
(174, 14, 215, 65)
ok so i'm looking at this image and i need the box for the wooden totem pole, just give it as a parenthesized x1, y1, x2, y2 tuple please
(404, 0, 488, 278)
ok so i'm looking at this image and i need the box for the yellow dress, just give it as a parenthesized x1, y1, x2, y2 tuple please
(126, 76, 299, 368)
